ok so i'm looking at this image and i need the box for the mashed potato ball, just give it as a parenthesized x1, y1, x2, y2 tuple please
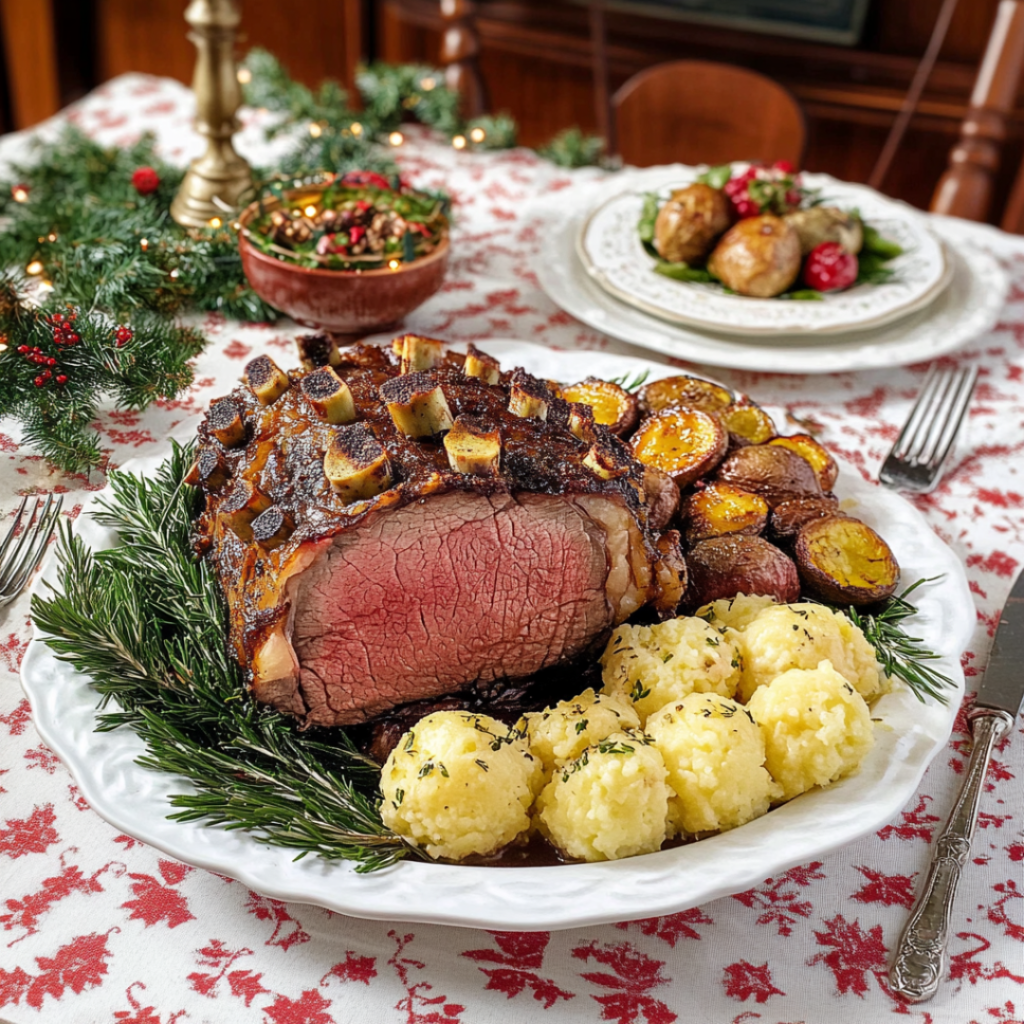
(697, 593, 777, 632)
(735, 602, 886, 703)
(647, 693, 779, 835)
(521, 688, 641, 780)
(535, 731, 669, 862)
(381, 711, 539, 861)
(600, 616, 741, 723)
(746, 659, 874, 801)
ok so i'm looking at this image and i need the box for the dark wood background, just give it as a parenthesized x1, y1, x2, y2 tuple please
(1, 0, 1021, 218)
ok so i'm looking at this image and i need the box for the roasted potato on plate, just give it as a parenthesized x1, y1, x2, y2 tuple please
(768, 434, 838, 491)
(631, 407, 729, 487)
(683, 482, 769, 545)
(707, 215, 802, 298)
(562, 378, 640, 437)
(719, 401, 777, 447)
(794, 516, 900, 605)
(783, 206, 863, 256)
(686, 535, 801, 608)
(768, 495, 843, 541)
(654, 183, 732, 265)
(643, 467, 681, 532)
(716, 444, 822, 507)
(637, 375, 733, 417)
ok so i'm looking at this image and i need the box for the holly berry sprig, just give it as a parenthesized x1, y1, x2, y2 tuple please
(0, 279, 202, 474)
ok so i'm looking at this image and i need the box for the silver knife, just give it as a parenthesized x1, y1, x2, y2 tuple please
(889, 569, 1024, 1002)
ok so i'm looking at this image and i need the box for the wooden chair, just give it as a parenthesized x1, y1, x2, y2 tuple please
(611, 60, 806, 169)
(930, 0, 1024, 226)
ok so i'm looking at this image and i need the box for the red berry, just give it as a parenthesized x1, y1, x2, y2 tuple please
(772, 160, 796, 174)
(723, 178, 742, 196)
(34, 376, 43, 387)
(803, 241, 858, 292)
(47, 357, 56, 366)
(340, 170, 393, 191)
(735, 199, 758, 218)
(131, 166, 160, 195)
(349, 225, 366, 244)
(56, 374, 67, 385)
(17, 345, 27, 354)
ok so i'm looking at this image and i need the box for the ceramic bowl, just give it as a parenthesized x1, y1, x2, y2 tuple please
(238, 188, 449, 335)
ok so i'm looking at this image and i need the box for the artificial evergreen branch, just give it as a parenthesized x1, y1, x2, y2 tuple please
(31, 443, 417, 870)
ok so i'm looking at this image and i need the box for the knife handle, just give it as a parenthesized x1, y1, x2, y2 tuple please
(888, 708, 1014, 1003)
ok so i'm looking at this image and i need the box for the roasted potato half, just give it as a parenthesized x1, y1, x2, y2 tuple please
(768, 495, 843, 542)
(682, 482, 769, 545)
(652, 530, 688, 619)
(631, 407, 729, 487)
(707, 215, 802, 298)
(794, 516, 900, 606)
(638, 375, 733, 417)
(654, 183, 732, 265)
(719, 401, 777, 447)
(716, 444, 822, 507)
(686, 535, 801, 608)
(768, 434, 839, 491)
(561, 378, 640, 437)
(643, 466, 681, 532)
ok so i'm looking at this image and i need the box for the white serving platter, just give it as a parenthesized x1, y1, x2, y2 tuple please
(22, 342, 972, 931)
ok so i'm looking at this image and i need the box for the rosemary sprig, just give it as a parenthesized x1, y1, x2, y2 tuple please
(835, 577, 954, 705)
(31, 442, 418, 871)
(608, 368, 651, 392)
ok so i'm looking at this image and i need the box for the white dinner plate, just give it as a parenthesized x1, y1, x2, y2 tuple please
(536, 182, 1007, 373)
(578, 172, 950, 336)
(22, 342, 972, 931)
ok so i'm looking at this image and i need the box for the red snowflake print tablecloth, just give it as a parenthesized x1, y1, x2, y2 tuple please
(1, 74, 1022, 1024)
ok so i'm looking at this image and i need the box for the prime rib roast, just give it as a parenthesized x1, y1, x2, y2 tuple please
(191, 334, 686, 729)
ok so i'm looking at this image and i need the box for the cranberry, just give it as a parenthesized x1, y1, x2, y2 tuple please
(803, 241, 858, 292)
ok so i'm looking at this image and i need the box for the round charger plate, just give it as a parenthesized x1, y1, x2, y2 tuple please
(540, 198, 1007, 373)
(21, 342, 972, 932)
(578, 172, 950, 336)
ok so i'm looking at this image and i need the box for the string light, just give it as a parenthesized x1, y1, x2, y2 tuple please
(452, 135, 467, 150)
(470, 127, 486, 143)
(169, 269, 180, 280)
(388, 131, 404, 147)
(11, 186, 28, 203)
(26, 260, 43, 276)
(303, 205, 318, 218)
(39, 280, 53, 291)
(350, 122, 363, 136)
(387, 259, 401, 270)
(140, 238, 149, 251)
(308, 122, 322, 138)
(208, 217, 223, 229)
(237, 67, 252, 84)
(420, 77, 436, 91)
(47, 233, 57, 242)
(0, 338, 7, 353)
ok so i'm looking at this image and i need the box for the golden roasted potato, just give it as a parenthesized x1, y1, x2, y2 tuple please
(794, 516, 900, 606)
(716, 444, 822, 507)
(652, 530, 688, 618)
(654, 183, 732, 265)
(682, 482, 769, 545)
(686, 535, 801, 608)
(707, 215, 802, 298)
(768, 434, 838, 491)
(643, 466, 681, 532)
(719, 401, 776, 447)
(638, 375, 733, 417)
(768, 495, 843, 541)
(631, 407, 729, 487)
(783, 206, 863, 256)
(561, 378, 639, 437)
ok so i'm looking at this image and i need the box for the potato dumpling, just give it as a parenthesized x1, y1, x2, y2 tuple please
(784, 206, 863, 256)
(708, 214, 802, 298)
(654, 183, 731, 265)
(600, 615, 742, 723)
(521, 688, 641, 780)
(697, 592, 778, 632)
(381, 711, 539, 860)
(747, 660, 874, 801)
(647, 693, 779, 835)
(535, 731, 670, 861)
(733, 601, 886, 703)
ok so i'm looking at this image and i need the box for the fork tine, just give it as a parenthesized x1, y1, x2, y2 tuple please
(4, 495, 63, 598)
(920, 367, 977, 471)
(890, 366, 943, 460)
(905, 368, 958, 463)
(0, 497, 30, 568)
(0, 495, 56, 599)
(0, 498, 44, 589)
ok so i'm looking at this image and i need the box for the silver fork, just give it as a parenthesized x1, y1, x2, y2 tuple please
(0, 495, 64, 608)
(879, 366, 978, 493)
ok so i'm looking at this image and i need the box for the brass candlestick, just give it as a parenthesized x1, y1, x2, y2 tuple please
(170, 0, 253, 229)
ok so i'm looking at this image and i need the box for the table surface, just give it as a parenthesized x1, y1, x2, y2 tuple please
(1, 74, 1022, 1024)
